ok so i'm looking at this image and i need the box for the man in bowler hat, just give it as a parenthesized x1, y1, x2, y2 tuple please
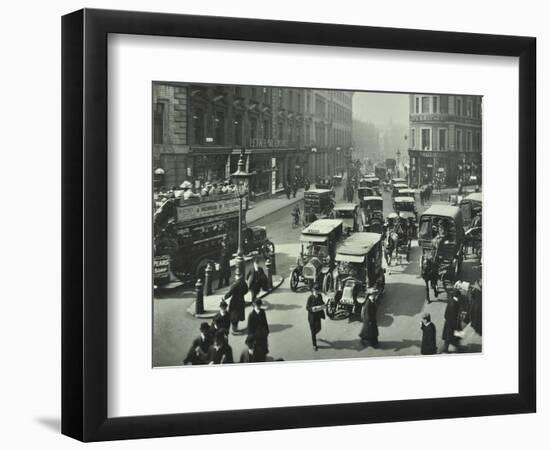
(420, 312, 437, 355)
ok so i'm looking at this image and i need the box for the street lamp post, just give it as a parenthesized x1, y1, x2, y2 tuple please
(396, 148, 401, 178)
(231, 151, 252, 278)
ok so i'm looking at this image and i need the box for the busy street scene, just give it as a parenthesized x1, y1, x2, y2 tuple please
(152, 83, 482, 367)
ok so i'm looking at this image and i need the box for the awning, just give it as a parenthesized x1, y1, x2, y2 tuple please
(336, 254, 365, 263)
(300, 235, 327, 243)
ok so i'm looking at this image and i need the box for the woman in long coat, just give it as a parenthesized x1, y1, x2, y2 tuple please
(224, 274, 248, 332)
(306, 285, 326, 350)
(359, 297, 379, 348)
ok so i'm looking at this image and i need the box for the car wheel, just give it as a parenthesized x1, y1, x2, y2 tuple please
(326, 298, 337, 319)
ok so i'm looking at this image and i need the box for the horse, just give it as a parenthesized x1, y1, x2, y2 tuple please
(384, 231, 398, 266)
(421, 256, 439, 303)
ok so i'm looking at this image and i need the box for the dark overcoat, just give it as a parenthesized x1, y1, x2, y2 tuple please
(218, 244, 231, 275)
(183, 335, 211, 365)
(421, 322, 437, 355)
(212, 311, 231, 334)
(246, 267, 266, 294)
(224, 277, 248, 322)
(360, 300, 379, 341)
(306, 293, 326, 335)
(207, 343, 234, 364)
(442, 299, 459, 341)
(247, 309, 270, 357)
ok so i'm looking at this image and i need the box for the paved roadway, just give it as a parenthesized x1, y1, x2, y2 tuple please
(153, 186, 482, 367)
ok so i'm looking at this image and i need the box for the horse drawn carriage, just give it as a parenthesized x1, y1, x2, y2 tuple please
(290, 219, 343, 293)
(326, 232, 386, 319)
(460, 192, 482, 257)
(384, 212, 412, 265)
(418, 205, 465, 292)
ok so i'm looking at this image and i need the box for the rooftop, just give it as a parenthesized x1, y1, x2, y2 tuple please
(302, 219, 343, 236)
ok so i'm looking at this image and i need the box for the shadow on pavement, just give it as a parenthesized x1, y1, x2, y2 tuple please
(318, 338, 364, 351)
(377, 339, 421, 352)
(380, 282, 427, 317)
(269, 303, 302, 311)
(269, 323, 293, 333)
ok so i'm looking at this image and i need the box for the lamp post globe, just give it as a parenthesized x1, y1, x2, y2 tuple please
(231, 150, 252, 278)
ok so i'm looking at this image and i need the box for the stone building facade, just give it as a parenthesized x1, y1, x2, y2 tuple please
(407, 94, 482, 187)
(153, 82, 353, 195)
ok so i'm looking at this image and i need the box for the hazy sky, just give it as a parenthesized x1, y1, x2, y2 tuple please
(353, 92, 409, 128)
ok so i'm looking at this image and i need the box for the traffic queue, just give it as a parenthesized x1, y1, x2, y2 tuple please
(181, 170, 483, 364)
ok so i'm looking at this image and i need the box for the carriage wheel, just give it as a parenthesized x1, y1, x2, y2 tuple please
(322, 272, 333, 293)
(290, 268, 300, 292)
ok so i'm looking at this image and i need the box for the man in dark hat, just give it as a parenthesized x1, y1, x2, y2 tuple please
(239, 335, 257, 363)
(247, 298, 270, 362)
(420, 312, 437, 355)
(224, 273, 248, 333)
(306, 284, 325, 351)
(207, 329, 234, 364)
(211, 300, 231, 337)
(441, 291, 460, 353)
(217, 236, 231, 289)
(183, 322, 212, 365)
(246, 257, 267, 302)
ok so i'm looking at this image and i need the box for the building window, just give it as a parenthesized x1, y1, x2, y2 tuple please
(305, 123, 311, 145)
(456, 129, 463, 150)
(214, 111, 225, 145)
(440, 96, 448, 114)
(421, 97, 430, 113)
(411, 129, 416, 149)
(263, 119, 270, 139)
(235, 86, 242, 97)
(250, 117, 258, 142)
(234, 115, 243, 146)
(153, 102, 164, 144)
(467, 99, 473, 117)
(263, 87, 270, 104)
(433, 96, 438, 114)
(467, 131, 472, 151)
(476, 131, 481, 151)
(421, 128, 431, 150)
(456, 97, 462, 116)
(193, 108, 204, 144)
(278, 121, 284, 141)
(289, 91, 293, 110)
(415, 97, 420, 114)
(439, 129, 447, 150)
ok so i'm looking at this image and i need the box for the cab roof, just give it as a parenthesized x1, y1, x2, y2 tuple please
(392, 178, 407, 183)
(363, 196, 383, 202)
(394, 196, 415, 203)
(464, 192, 482, 203)
(336, 232, 381, 256)
(301, 219, 343, 236)
(393, 183, 409, 189)
(421, 204, 462, 220)
(333, 203, 357, 211)
(398, 188, 416, 194)
(305, 188, 333, 194)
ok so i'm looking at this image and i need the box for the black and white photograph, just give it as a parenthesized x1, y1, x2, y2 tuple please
(152, 83, 483, 367)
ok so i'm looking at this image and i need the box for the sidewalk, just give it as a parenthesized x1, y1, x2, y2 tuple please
(186, 274, 285, 318)
(247, 191, 304, 224)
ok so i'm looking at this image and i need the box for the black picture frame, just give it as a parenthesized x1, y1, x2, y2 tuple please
(62, 8, 536, 442)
